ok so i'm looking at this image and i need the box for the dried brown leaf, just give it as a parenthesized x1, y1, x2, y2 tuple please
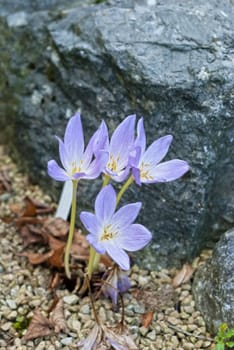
(172, 263, 194, 288)
(141, 311, 154, 328)
(43, 217, 69, 238)
(50, 299, 67, 333)
(135, 283, 176, 312)
(15, 216, 44, 227)
(47, 235, 66, 251)
(22, 196, 37, 217)
(24, 309, 53, 340)
(47, 246, 65, 269)
(104, 326, 138, 349)
(19, 251, 54, 265)
(48, 272, 61, 291)
(0, 169, 11, 193)
(19, 225, 48, 248)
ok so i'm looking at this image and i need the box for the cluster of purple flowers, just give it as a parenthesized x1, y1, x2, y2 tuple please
(48, 112, 189, 280)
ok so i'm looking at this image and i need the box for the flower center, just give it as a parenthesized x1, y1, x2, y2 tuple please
(100, 225, 116, 241)
(140, 162, 153, 180)
(107, 155, 120, 172)
(71, 160, 83, 175)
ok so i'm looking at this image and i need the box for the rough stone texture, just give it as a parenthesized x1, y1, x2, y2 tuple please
(192, 228, 234, 334)
(0, 0, 233, 268)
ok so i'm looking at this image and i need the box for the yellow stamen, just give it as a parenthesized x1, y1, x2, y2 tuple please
(140, 162, 153, 180)
(107, 155, 120, 172)
(100, 225, 116, 241)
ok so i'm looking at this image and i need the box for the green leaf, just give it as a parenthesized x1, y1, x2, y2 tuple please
(215, 342, 225, 350)
(225, 328, 234, 338)
(226, 341, 234, 347)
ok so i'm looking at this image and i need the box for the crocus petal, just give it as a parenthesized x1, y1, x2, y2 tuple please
(105, 240, 130, 270)
(56, 137, 72, 172)
(117, 270, 131, 293)
(132, 167, 141, 186)
(102, 270, 118, 305)
(80, 212, 100, 234)
(83, 151, 108, 180)
(77, 323, 100, 350)
(95, 185, 116, 223)
(108, 166, 131, 183)
(135, 117, 146, 159)
(112, 202, 142, 230)
(64, 113, 84, 163)
(128, 145, 142, 168)
(108, 115, 136, 174)
(83, 120, 109, 166)
(109, 115, 136, 155)
(47, 160, 70, 181)
(118, 224, 152, 252)
(144, 159, 190, 183)
(86, 234, 106, 254)
(142, 135, 173, 166)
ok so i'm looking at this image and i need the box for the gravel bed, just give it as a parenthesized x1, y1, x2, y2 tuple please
(0, 146, 215, 350)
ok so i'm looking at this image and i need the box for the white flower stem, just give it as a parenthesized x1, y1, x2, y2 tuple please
(64, 180, 78, 279)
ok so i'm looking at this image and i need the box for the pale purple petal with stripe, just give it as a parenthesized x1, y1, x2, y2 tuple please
(94, 185, 116, 223)
(109, 115, 136, 157)
(80, 212, 100, 234)
(86, 233, 106, 254)
(83, 120, 109, 167)
(143, 159, 190, 183)
(64, 113, 84, 163)
(118, 224, 152, 251)
(56, 137, 71, 172)
(112, 202, 142, 230)
(107, 166, 131, 183)
(142, 135, 173, 166)
(132, 167, 141, 186)
(105, 240, 130, 270)
(83, 151, 108, 180)
(47, 160, 71, 181)
(134, 117, 146, 158)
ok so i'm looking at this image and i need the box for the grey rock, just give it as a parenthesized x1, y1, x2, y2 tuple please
(192, 228, 234, 333)
(0, 0, 233, 268)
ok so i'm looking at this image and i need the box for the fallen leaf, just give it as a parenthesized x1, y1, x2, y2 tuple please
(47, 246, 65, 269)
(43, 217, 69, 238)
(47, 235, 66, 251)
(15, 216, 44, 228)
(104, 325, 138, 349)
(0, 169, 11, 193)
(172, 263, 194, 288)
(50, 299, 67, 333)
(135, 283, 176, 312)
(19, 225, 48, 248)
(141, 311, 154, 328)
(48, 272, 61, 291)
(24, 309, 53, 340)
(19, 251, 54, 265)
(21, 196, 37, 217)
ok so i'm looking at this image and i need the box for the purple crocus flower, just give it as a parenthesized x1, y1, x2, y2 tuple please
(102, 266, 131, 306)
(47, 113, 108, 181)
(80, 185, 152, 270)
(130, 118, 190, 185)
(104, 114, 136, 182)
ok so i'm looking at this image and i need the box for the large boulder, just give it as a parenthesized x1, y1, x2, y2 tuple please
(192, 228, 234, 333)
(0, 0, 233, 268)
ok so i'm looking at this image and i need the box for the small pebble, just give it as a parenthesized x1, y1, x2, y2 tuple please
(80, 304, 90, 314)
(63, 295, 79, 305)
(147, 330, 156, 340)
(61, 337, 73, 345)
